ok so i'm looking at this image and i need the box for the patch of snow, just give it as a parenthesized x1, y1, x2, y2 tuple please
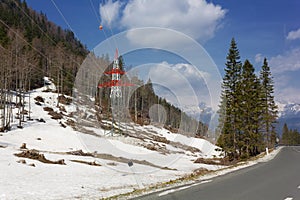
(0, 80, 226, 199)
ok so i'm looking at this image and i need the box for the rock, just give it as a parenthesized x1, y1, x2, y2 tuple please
(34, 96, 44, 103)
(17, 159, 26, 164)
(20, 143, 27, 149)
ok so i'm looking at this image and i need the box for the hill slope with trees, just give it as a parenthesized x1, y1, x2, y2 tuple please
(0, 0, 208, 137)
(0, 0, 89, 131)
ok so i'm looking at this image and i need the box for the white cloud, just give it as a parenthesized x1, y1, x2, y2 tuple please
(270, 48, 300, 73)
(173, 62, 210, 81)
(270, 47, 300, 103)
(286, 28, 300, 40)
(99, 0, 226, 42)
(145, 62, 211, 107)
(255, 53, 263, 63)
(99, 0, 122, 27)
(276, 87, 300, 103)
(125, 28, 190, 48)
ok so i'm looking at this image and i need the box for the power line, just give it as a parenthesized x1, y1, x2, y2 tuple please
(11, 0, 84, 66)
(50, 0, 79, 40)
(0, 3, 84, 87)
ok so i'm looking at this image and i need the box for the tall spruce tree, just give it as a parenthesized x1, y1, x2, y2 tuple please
(239, 60, 263, 157)
(217, 38, 242, 159)
(260, 58, 278, 148)
(281, 123, 289, 144)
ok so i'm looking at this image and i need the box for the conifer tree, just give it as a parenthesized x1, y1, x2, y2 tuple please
(260, 58, 278, 148)
(281, 123, 289, 145)
(281, 123, 300, 145)
(239, 60, 263, 157)
(218, 40, 280, 159)
(217, 38, 242, 159)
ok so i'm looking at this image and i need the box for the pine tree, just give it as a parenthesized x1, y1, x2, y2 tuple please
(260, 58, 278, 148)
(217, 38, 242, 160)
(238, 60, 263, 157)
(282, 126, 300, 145)
(290, 129, 299, 145)
(281, 123, 289, 145)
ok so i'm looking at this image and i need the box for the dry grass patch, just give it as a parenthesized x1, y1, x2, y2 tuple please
(58, 95, 72, 105)
(152, 135, 170, 144)
(49, 111, 63, 120)
(194, 157, 232, 166)
(67, 149, 94, 157)
(43, 107, 53, 112)
(15, 149, 65, 165)
(43, 107, 63, 119)
(192, 167, 210, 176)
(70, 160, 101, 166)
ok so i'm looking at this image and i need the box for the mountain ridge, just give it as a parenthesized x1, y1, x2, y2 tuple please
(276, 101, 300, 134)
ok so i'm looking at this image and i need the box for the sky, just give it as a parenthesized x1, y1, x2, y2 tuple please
(25, 0, 300, 106)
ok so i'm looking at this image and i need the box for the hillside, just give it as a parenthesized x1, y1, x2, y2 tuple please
(0, 2, 224, 198)
(0, 2, 225, 198)
(0, 0, 209, 137)
(0, 0, 88, 93)
(0, 79, 223, 199)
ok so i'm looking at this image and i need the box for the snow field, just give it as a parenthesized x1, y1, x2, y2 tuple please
(0, 78, 224, 199)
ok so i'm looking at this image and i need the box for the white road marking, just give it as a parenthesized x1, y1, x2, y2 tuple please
(298, 185, 300, 189)
(284, 197, 293, 200)
(158, 180, 212, 197)
(191, 179, 212, 187)
(158, 186, 189, 197)
(292, 147, 300, 153)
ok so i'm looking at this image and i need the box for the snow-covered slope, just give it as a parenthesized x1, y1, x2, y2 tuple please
(0, 78, 223, 199)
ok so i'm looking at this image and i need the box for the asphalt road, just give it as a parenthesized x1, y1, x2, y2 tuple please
(134, 146, 300, 200)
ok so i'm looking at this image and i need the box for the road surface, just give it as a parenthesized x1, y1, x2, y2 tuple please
(134, 146, 300, 200)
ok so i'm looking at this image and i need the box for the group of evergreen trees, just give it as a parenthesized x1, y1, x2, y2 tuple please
(217, 38, 278, 160)
(281, 123, 300, 145)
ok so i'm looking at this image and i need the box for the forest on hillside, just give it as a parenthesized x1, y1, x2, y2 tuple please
(76, 53, 209, 137)
(281, 123, 300, 145)
(0, 0, 208, 137)
(0, 0, 88, 131)
(0, 0, 88, 91)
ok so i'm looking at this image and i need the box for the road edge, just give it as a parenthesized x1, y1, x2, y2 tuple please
(105, 146, 283, 200)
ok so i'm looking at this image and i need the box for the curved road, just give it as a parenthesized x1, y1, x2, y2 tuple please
(134, 146, 300, 200)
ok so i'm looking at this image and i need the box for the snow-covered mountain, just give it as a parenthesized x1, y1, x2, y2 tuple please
(182, 100, 300, 135)
(180, 102, 219, 132)
(180, 103, 213, 123)
(277, 101, 300, 134)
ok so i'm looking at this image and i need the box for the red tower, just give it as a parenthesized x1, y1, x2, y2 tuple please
(98, 49, 133, 94)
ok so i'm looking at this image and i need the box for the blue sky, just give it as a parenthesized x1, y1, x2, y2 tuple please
(25, 0, 300, 105)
